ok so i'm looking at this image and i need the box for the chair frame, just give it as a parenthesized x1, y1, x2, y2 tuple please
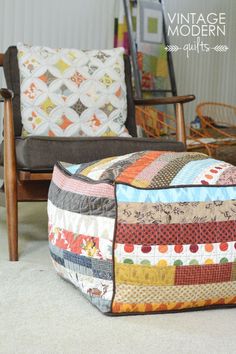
(0, 52, 195, 261)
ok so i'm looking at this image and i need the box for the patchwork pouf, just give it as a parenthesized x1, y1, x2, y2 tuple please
(48, 151, 236, 315)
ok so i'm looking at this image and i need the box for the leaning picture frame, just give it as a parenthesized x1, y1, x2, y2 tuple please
(139, 0, 163, 44)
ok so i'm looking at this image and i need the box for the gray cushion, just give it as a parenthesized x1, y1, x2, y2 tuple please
(0, 136, 185, 171)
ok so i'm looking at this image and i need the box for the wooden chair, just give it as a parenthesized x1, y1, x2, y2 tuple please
(0, 47, 195, 261)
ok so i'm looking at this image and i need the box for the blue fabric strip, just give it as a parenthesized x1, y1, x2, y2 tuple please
(170, 159, 221, 185)
(83, 293, 111, 313)
(116, 184, 236, 203)
(50, 251, 65, 266)
(63, 250, 92, 268)
(65, 164, 81, 174)
(62, 250, 113, 280)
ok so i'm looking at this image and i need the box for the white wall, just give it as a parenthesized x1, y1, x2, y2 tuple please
(0, 0, 235, 135)
(0, 0, 116, 139)
(164, 0, 236, 123)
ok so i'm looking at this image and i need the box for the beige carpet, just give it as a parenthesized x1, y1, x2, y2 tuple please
(0, 203, 236, 354)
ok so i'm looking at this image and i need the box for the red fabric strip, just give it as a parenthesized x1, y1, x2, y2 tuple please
(115, 220, 236, 245)
(175, 263, 233, 285)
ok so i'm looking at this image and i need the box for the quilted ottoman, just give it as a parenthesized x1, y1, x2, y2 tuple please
(48, 151, 236, 315)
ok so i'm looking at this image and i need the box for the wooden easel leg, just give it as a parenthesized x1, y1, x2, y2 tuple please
(176, 102, 186, 146)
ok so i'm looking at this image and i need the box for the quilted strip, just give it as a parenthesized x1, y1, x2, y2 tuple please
(175, 263, 233, 285)
(231, 262, 236, 281)
(115, 220, 236, 245)
(49, 230, 112, 260)
(115, 263, 176, 286)
(116, 184, 236, 203)
(112, 296, 236, 313)
(77, 154, 142, 180)
(115, 151, 165, 186)
(149, 154, 208, 187)
(115, 240, 236, 266)
(49, 181, 116, 218)
(217, 167, 236, 185)
(171, 159, 229, 185)
(52, 165, 115, 198)
(114, 281, 236, 303)
(115, 262, 234, 286)
(48, 200, 115, 240)
(117, 200, 236, 225)
(52, 261, 113, 313)
(99, 151, 146, 182)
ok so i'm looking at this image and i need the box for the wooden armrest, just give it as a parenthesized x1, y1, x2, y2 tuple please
(0, 88, 14, 101)
(134, 95, 195, 106)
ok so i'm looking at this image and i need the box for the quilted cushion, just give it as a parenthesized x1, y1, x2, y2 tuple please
(17, 43, 130, 138)
(48, 151, 236, 315)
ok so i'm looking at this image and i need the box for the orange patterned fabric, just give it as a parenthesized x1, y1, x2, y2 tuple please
(112, 296, 236, 314)
(115, 151, 165, 185)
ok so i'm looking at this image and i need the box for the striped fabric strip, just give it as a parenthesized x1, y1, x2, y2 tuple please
(52, 165, 115, 198)
(232, 262, 236, 281)
(115, 240, 236, 266)
(128, 158, 169, 188)
(65, 164, 81, 174)
(115, 262, 234, 286)
(79, 153, 138, 180)
(51, 247, 113, 280)
(117, 200, 236, 225)
(115, 220, 236, 245)
(50, 250, 65, 266)
(175, 262, 233, 285)
(112, 296, 236, 313)
(49, 181, 116, 218)
(149, 154, 208, 188)
(115, 151, 165, 185)
(48, 200, 115, 240)
(116, 184, 236, 203)
(52, 260, 113, 305)
(114, 281, 236, 304)
(63, 250, 92, 268)
(64, 259, 93, 277)
(217, 167, 236, 185)
(49, 230, 113, 259)
(49, 242, 64, 258)
(115, 263, 175, 286)
(170, 159, 228, 185)
(99, 151, 146, 181)
(78, 156, 118, 177)
(194, 164, 234, 185)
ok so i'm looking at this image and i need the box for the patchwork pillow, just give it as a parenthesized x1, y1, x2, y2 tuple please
(48, 151, 236, 315)
(17, 43, 130, 137)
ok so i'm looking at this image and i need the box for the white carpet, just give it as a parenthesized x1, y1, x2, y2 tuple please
(0, 203, 236, 354)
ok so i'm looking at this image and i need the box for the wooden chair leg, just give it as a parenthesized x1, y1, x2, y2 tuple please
(5, 179, 18, 261)
(3, 97, 18, 261)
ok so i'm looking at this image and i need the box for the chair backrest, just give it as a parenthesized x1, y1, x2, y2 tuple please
(2, 46, 137, 137)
